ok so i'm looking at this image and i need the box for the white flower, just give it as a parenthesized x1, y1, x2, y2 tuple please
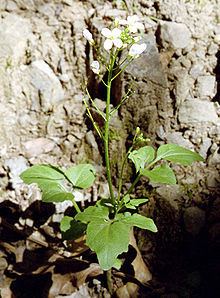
(101, 27, 123, 50)
(90, 60, 100, 74)
(83, 29, 94, 44)
(119, 15, 144, 33)
(129, 43, 147, 57)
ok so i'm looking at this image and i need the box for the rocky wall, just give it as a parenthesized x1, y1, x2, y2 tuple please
(0, 0, 219, 227)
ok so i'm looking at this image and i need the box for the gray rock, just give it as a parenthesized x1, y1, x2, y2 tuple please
(184, 207, 206, 236)
(166, 131, 194, 149)
(126, 33, 167, 87)
(156, 185, 182, 210)
(0, 14, 32, 66)
(23, 137, 55, 158)
(189, 63, 204, 79)
(29, 60, 64, 111)
(4, 156, 28, 188)
(159, 21, 191, 49)
(199, 137, 212, 159)
(56, 200, 73, 214)
(197, 75, 216, 98)
(179, 99, 218, 124)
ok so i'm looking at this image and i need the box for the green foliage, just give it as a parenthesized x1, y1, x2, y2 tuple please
(128, 146, 155, 172)
(141, 164, 176, 185)
(65, 164, 96, 189)
(123, 194, 148, 210)
(20, 165, 74, 203)
(155, 144, 204, 165)
(60, 216, 86, 240)
(75, 205, 157, 270)
(20, 163, 96, 203)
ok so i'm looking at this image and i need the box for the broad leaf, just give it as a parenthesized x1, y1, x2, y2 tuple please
(155, 144, 204, 165)
(125, 198, 149, 210)
(120, 213, 157, 232)
(86, 219, 130, 270)
(60, 216, 73, 232)
(129, 198, 149, 206)
(75, 205, 109, 224)
(65, 164, 96, 189)
(128, 146, 155, 172)
(60, 216, 86, 240)
(141, 164, 176, 185)
(20, 165, 73, 202)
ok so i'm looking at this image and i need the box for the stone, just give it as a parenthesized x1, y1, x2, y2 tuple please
(189, 63, 204, 79)
(23, 137, 55, 158)
(4, 156, 28, 188)
(0, 14, 32, 66)
(55, 200, 73, 214)
(156, 185, 182, 210)
(126, 33, 167, 87)
(183, 207, 206, 236)
(178, 99, 218, 124)
(29, 60, 64, 111)
(197, 75, 216, 98)
(199, 137, 212, 159)
(159, 21, 191, 49)
(165, 132, 194, 150)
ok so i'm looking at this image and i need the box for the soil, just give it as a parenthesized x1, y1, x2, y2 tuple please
(0, 0, 220, 297)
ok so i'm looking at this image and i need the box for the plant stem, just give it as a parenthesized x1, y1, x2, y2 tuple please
(71, 198, 81, 213)
(104, 54, 116, 205)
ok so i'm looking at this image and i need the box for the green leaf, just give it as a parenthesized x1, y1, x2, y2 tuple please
(60, 216, 73, 232)
(120, 213, 157, 232)
(20, 165, 74, 202)
(60, 216, 86, 240)
(125, 198, 148, 210)
(141, 164, 176, 185)
(75, 205, 109, 224)
(129, 198, 149, 206)
(128, 146, 155, 172)
(155, 144, 204, 165)
(65, 164, 96, 189)
(86, 219, 130, 270)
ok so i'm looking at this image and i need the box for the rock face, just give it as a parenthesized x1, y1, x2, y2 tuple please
(159, 21, 191, 49)
(0, 14, 32, 66)
(178, 100, 219, 124)
(29, 60, 65, 111)
(197, 75, 216, 99)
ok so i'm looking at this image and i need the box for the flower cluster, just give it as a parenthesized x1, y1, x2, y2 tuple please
(83, 15, 147, 75)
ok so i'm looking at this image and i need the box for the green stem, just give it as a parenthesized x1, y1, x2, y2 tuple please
(104, 54, 116, 205)
(71, 198, 81, 213)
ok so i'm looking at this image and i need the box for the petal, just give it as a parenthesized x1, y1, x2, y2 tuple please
(90, 61, 100, 74)
(104, 39, 113, 50)
(127, 15, 139, 24)
(83, 29, 93, 42)
(136, 22, 144, 30)
(113, 38, 123, 48)
(101, 28, 112, 38)
(112, 28, 121, 38)
(129, 43, 147, 56)
(119, 19, 128, 25)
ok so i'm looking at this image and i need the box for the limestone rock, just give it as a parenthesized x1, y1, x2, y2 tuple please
(165, 132, 194, 150)
(159, 21, 191, 49)
(178, 99, 218, 124)
(0, 14, 32, 66)
(126, 33, 167, 87)
(4, 156, 28, 188)
(23, 137, 56, 158)
(29, 60, 65, 111)
(197, 75, 216, 99)
(183, 207, 206, 236)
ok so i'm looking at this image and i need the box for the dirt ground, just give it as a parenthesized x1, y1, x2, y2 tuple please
(0, 0, 220, 297)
